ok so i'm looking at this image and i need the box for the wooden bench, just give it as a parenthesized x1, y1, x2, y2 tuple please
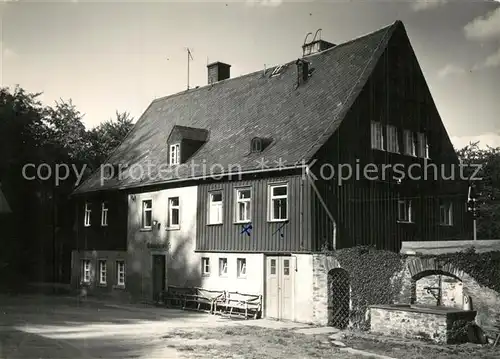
(215, 291, 262, 319)
(183, 287, 224, 314)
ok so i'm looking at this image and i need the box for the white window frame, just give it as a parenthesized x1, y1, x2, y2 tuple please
(440, 201, 453, 226)
(167, 196, 180, 230)
(101, 202, 108, 227)
(371, 121, 384, 150)
(386, 125, 399, 153)
(397, 199, 413, 223)
(234, 188, 251, 223)
(201, 257, 210, 277)
(81, 259, 91, 284)
(169, 143, 180, 165)
(98, 260, 107, 285)
(116, 261, 125, 287)
(403, 130, 416, 156)
(84, 203, 91, 227)
(218, 257, 228, 277)
(142, 199, 153, 229)
(208, 191, 223, 225)
(237, 258, 247, 278)
(268, 183, 288, 222)
(417, 132, 430, 159)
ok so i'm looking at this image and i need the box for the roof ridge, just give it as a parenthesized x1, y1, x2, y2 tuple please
(151, 21, 402, 105)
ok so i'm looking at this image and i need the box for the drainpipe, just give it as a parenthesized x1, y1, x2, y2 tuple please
(305, 166, 337, 250)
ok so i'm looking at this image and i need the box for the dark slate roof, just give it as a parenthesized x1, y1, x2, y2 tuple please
(168, 125, 209, 142)
(74, 20, 403, 194)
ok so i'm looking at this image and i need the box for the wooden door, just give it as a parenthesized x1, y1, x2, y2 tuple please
(265, 256, 293, 320)
(152, 254, 166, 302)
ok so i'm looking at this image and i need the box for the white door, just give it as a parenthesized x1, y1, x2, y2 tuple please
(265, 256, 293, 320)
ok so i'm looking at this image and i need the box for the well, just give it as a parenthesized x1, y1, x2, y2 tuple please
(370, 304, 476, 344)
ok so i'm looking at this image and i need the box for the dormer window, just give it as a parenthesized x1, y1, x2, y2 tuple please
(250, 137, 272, 153)
(167, 125, 208, 165)
(251, 138, 263, 153)
(169, 144, 180, 165)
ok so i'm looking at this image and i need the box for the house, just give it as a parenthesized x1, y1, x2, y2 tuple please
(71, 20, 472, 323)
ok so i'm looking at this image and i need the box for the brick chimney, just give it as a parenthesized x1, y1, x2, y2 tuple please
(207, 62, 231, 84)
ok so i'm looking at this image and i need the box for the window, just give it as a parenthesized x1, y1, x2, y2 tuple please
(167, 197, 180, 229)
(440, 201, 453, 226)
(417, 132, 429, 158)
(142, 199, 152, 229)
(237, 258, 247, 278)
(169, 143, 180, 165)
(101, 202, 108, 227)
(81, 259, 91, 283)
(371, 121, 384, 150)
(98, 260, 107, 285)
(218, 257, 228, 277)
(386, 125, 399, 153)
(235, 188, 251, 223)
(403, 130, 416, 156)
(269, 184, 288, 222)
(201, 257, 210, 276)
(398, 199, 413, 223)
(84, 203, 91, 227)
(270, 259, 276, 275)
(208, 191, 223, 225)
(283, 259, 290, 276)
(116, 261, 125, 286)
(251, 138, 263, 153)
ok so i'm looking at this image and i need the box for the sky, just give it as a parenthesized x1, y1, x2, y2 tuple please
(1, 0, 499, 150)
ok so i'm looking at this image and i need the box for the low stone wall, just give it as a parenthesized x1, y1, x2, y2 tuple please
(370, 305, 476, 344)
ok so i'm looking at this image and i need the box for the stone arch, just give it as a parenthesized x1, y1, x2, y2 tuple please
(327, 268, 351, 329)
(406, 257, 465, 308)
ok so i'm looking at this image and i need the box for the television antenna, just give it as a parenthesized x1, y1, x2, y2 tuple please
(186, 47, 194, 90)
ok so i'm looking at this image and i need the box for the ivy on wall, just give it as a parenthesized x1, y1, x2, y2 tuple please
(432, 247, 500, 293)
(322, 246, 500, 330)
(323, 245, 405, 329)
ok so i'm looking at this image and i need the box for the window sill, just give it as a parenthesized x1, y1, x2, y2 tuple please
(83, 225, 91, 228)
(234, 221, 251, 225)
(397, 220, 414, 224)
(97, 283, 107, 287)
(166, 226, 180, 231)
(207, 223, 223, 226)
(140, 228, 152, 232)
(113, 285, 126, 290)
(268, 219, 288, 223)
(101, 224, 108, 227)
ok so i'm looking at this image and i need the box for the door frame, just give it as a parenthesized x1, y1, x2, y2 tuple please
(151, 251, 167, 301)
(264, 254, 295, 321)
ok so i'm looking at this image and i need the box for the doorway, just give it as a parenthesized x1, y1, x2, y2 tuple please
(152, 254, 166, 303)
(265, 256, 293, 320)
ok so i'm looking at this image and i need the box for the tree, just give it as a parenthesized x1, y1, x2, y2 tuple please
(456, 142, 500, 239)
(87, 110, 134, 170)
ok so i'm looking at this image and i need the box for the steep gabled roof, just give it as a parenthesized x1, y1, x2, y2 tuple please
(74, 20, 403, 194)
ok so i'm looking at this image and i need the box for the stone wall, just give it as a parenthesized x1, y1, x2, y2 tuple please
(311, 254, 341, 326)
(370, 305, 476, 344)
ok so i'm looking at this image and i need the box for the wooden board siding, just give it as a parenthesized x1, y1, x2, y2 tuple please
(75, 192, 128, 251)
(196, 174, 311, 253)
(308, 24, 471, 253)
